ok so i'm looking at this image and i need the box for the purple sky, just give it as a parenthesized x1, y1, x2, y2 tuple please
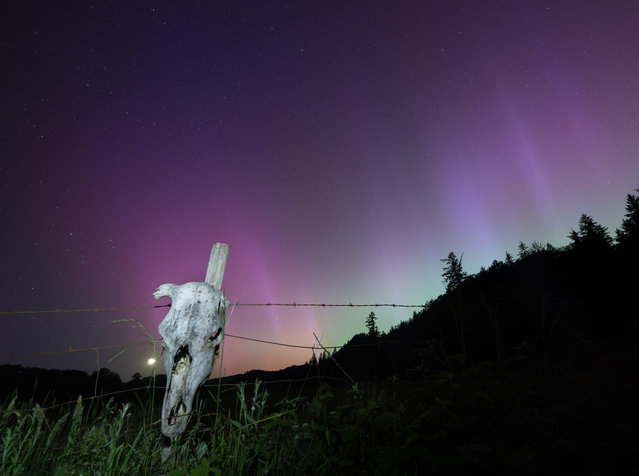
(1, 1, 638, 380)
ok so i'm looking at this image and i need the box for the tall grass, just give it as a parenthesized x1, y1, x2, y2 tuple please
(1, 393, 163, 475)
(1, 374, 419, 475)
(2, 339, 635, 474)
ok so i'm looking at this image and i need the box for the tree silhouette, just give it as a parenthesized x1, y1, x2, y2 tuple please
(441, 252, 467, 292)
(88, 368, 122, 395)
(616, 190, 639, 248)
(568, 214, 613, 250)
(441, 251, 467, 353)
(487, 259, 503, 272)
(530, 241, 545, 254)
(505, 251, 514, 265)
(130, 372, 143, 383)
(517, 241, 530, 259)
(365, 312, 379, 337)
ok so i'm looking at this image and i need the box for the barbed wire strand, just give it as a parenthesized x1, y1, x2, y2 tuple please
(0, 374, 351, 415)
(107, 375, 353, 440)
(0, 304, 172, 315)
(0, 301, 428, 414)
(0, 301, 425, 316)
(235, 302, 423, 308)
(224, 333, 343, 350)
(0, 331, 432, 362)
(0, 341, 151, 360)
(42, 374, 339, 445)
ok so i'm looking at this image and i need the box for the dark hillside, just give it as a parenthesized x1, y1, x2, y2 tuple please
(319, 232, 637, 382)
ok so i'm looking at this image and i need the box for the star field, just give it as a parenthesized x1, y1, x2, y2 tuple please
(1, 1, 638, 380)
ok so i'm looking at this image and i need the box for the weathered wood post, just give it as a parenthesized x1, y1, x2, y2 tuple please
(153, 243, 230, 440)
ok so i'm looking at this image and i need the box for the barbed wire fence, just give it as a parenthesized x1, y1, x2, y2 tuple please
(0, 301, 425, 316)
(0, 300, 429, 421)
(0, 300, 426, 354)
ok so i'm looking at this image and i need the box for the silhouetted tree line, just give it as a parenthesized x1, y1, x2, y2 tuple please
(317, 189, 639, 380)
(0, 365, 126, 405)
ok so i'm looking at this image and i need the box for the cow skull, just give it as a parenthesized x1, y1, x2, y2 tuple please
(154, 281, 229, 438)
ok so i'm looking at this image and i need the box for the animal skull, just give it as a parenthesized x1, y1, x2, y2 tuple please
(154, 281, 229, 438)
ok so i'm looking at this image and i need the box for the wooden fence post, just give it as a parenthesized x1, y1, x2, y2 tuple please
(205, 242, 229, 290)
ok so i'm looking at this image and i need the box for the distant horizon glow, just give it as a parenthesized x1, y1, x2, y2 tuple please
(1, 1, 638, 380)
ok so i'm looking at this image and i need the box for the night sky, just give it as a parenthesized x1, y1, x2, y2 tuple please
(2, 1, 638, 381)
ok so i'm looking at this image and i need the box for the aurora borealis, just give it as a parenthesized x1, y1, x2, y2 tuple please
(1, 1, 638, 380)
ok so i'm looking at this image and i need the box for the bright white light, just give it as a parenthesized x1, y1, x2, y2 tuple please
(147, 358, 156, 365)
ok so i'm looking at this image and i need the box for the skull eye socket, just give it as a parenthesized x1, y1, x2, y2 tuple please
(174, 345, 190, 362)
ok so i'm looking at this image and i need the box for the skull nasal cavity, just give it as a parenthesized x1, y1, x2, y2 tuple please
(168, 398, 187, 426)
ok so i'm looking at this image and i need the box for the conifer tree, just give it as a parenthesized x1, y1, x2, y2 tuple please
(616, 190, 639, 247)
(505, 251, 514, 265)
(441, 251, 467, 353)
(365, 312, 379, 337)
(441, 251, 467, 292)
(568, 214, 613, 250)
